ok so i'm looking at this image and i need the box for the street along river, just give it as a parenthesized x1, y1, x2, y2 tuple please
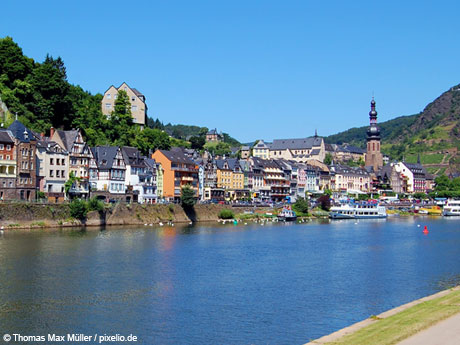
(1, 217, 460, 344)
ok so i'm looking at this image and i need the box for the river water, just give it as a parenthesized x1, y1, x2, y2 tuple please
(1, 217, 460, 345)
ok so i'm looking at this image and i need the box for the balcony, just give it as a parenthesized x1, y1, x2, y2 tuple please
(171, 165, 198, 173)
(181, 176, 194, 182)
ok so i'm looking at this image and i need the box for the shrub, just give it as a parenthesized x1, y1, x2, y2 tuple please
(218, 209, 234, 219)
(168, 204, 175, 213)
(88, 197, 104, 212)
(181, 185, 196, 208)
(317, 195, 331, 211)
(69, 199, 88, 220)
(293, 197, 309, 216)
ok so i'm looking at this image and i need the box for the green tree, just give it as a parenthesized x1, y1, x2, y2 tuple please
(324, 153, 332, 165)
(88, 197, 104, 212)
(0, 37, 33, 88)
(181, 185, 196, 208)
(293, 197, 309, 215)
(434, 175, 450, 191)
(450, 177, 460, 191)
(413, 192, 427, 200)
(69, 199, 88, 220)
(131, 127, 171, 155)
(190, 135, 206, 150)
(106, 90, 133, 146)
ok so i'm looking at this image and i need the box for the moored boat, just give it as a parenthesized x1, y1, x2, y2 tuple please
(442, 199, 460, 216)
(329, 201, 387, 219)
(277, 205, 297, 221)
(419, 205, 442, 215)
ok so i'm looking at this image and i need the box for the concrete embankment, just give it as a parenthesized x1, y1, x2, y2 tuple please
(0, 203, 271, 229)
(305, 285, 460, 345)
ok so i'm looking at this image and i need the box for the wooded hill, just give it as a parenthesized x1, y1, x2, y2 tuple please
(326, 85, 460, 175)
(0, 37, 239, 155)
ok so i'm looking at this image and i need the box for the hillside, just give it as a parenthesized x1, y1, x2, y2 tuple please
(325, 114, 418, 148)
(326, 85, 460, 175)
(0, 37, 238, 155)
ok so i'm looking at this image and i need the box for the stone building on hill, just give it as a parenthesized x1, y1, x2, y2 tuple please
(101, 82, 147, 129)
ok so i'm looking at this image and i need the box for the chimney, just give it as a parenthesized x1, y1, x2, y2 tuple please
(50, 127, 55, 138)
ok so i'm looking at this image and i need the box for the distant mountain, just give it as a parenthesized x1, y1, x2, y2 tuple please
(326, 84, 460, 176)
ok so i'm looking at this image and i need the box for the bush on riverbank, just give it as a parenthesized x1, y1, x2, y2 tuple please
(293, 197, 309, 217)
(69, 199, 88, 220)
(218, 209, 234, 219)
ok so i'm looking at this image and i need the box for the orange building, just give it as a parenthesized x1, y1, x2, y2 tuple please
(151, 149, 199, 202)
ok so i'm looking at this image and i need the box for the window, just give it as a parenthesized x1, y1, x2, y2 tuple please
(107, 93, 111, 99)
(0, 144, 3, 150)
(56, 170, 60, 177)
(50, 170, 54, 177)
(6, 145, 10, 150)
(0, 155, 3, 160)
(62, 158, 65, 165)
(131, 96, 136, 102)
(105, 103, 111, 109)
(131, 105, 137, 112)
(50, 158, 54, 165)
(62, 170, 65, 177)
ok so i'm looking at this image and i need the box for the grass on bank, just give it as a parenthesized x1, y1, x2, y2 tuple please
(324, 288, 460, 345)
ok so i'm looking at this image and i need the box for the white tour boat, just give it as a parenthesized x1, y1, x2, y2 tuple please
(442, 199, 460, 216)
(329, 202, 387, 219)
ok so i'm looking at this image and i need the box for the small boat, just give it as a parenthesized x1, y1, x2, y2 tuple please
(277, 205, 297, 221)
(329, 201, 387, 219)
(419, 205, 442, 215)
(443, 199, 460, 216)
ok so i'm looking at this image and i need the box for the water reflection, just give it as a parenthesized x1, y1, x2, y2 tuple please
(0, 218, 460, 344)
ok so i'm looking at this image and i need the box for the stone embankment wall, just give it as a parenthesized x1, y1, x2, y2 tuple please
(0, 203, 267, 229)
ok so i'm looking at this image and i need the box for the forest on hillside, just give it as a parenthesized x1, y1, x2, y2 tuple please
(0, 37, 239, 155)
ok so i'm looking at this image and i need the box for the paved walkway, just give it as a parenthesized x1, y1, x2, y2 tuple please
(397, 312, 460, 345)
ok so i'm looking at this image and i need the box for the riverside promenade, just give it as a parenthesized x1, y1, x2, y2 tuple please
(305, 286, 460, 345)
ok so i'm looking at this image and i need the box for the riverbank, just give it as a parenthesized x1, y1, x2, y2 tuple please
(305, 285, 460, 345)
(0, 203, 281, 230)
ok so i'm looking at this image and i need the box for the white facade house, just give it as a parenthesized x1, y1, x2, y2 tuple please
(90, 146, 126, 194)
(36, 139, 69, 201)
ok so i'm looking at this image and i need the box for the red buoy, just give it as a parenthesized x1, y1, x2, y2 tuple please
(423, 226, 429, 234)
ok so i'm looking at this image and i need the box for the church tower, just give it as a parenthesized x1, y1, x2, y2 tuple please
(365, 98, 383, 171)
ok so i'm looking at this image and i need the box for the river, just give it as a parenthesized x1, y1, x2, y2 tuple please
(1, 217, 460, 345)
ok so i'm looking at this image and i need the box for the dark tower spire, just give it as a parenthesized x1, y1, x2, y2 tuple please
(365, 97, 383, 171)
(366, 98, 380, 141)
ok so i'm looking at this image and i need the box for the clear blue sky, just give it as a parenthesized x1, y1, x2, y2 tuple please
(2, 0, 460, 143)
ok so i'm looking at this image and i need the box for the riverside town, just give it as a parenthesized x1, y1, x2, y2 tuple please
(0, 95, 442, 206)
(2, 7, 460, 345)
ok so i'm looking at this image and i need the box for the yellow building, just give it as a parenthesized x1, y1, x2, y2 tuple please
(216, 159, 245, 199)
